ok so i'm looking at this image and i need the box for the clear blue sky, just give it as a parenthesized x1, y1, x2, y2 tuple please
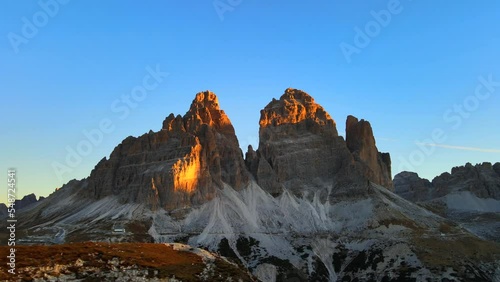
(1, 1, 499, 203)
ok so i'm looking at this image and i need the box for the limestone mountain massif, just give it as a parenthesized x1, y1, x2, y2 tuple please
(83, 91, 249, 210)
(82, 88, 391, 210)
(246, 88, 392, 198)
(9, 89, 500, 281)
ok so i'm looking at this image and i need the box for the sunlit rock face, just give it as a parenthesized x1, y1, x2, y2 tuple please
(246, 88, 392, 198)
(84, 91, 249, 210)
(259, 88, 338, 134)
(172, 142, 202, 194)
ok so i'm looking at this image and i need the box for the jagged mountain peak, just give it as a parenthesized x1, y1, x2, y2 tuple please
(189, 90, 221, 111)
(161, 90, 234, 135)
(394, 162, 500, 243)
(281, 87, 315, 102)
(259, 88, 336, 132)
(183, 90, 235, 135)
(396, 161, 500, 201)
(85, 90, 249, 210)
(0, 193, 43, 219)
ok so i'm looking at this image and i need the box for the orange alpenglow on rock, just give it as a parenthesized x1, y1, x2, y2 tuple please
(83, 88, 391, 210)
(85, 90, 249, 210)
(172, 142, 202, 193)
(259, 88, 337, 131)
(185, 91, 234, 135)
(246, 88, 393, 197)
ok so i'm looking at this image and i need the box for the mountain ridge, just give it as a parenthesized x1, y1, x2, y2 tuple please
(10, 89, 500, 281)
(394, 162, 500, 242)
(66, 88, 393, 211)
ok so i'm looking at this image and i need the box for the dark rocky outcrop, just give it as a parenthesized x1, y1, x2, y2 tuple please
(0, 203, 7, 218)
(394, 162, 500, 242)
(15, 193, 39, 209)
(346, 115, 393, 189)
(0, 193, 43, 218)
(494, 162, 500, 177)
(432, 162, 500, 199)
(394, 162, 500, 202)
(393, 172, 433, 202)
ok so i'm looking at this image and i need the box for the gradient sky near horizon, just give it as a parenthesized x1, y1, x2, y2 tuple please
(1, 1, 500, 203)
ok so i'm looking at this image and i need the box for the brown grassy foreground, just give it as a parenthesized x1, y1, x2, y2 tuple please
(0, 242, 255, 281)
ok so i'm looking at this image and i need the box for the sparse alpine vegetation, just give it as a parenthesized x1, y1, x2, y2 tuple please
(0, 242, 256, 281)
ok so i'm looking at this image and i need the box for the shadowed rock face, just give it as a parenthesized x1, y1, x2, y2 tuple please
(246, 88, 392, 197)
(346, 116, 393, 189)
(494, 162, 500, 177)
(432, 162, 500, 199)
(393, 172, 433, 202)
(84, 91, 249, 210)
(15, 193, 39, 209)
(394, 162, 500, 242)
(0, 193, 43, 219)
(394, 162, 500, 202)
